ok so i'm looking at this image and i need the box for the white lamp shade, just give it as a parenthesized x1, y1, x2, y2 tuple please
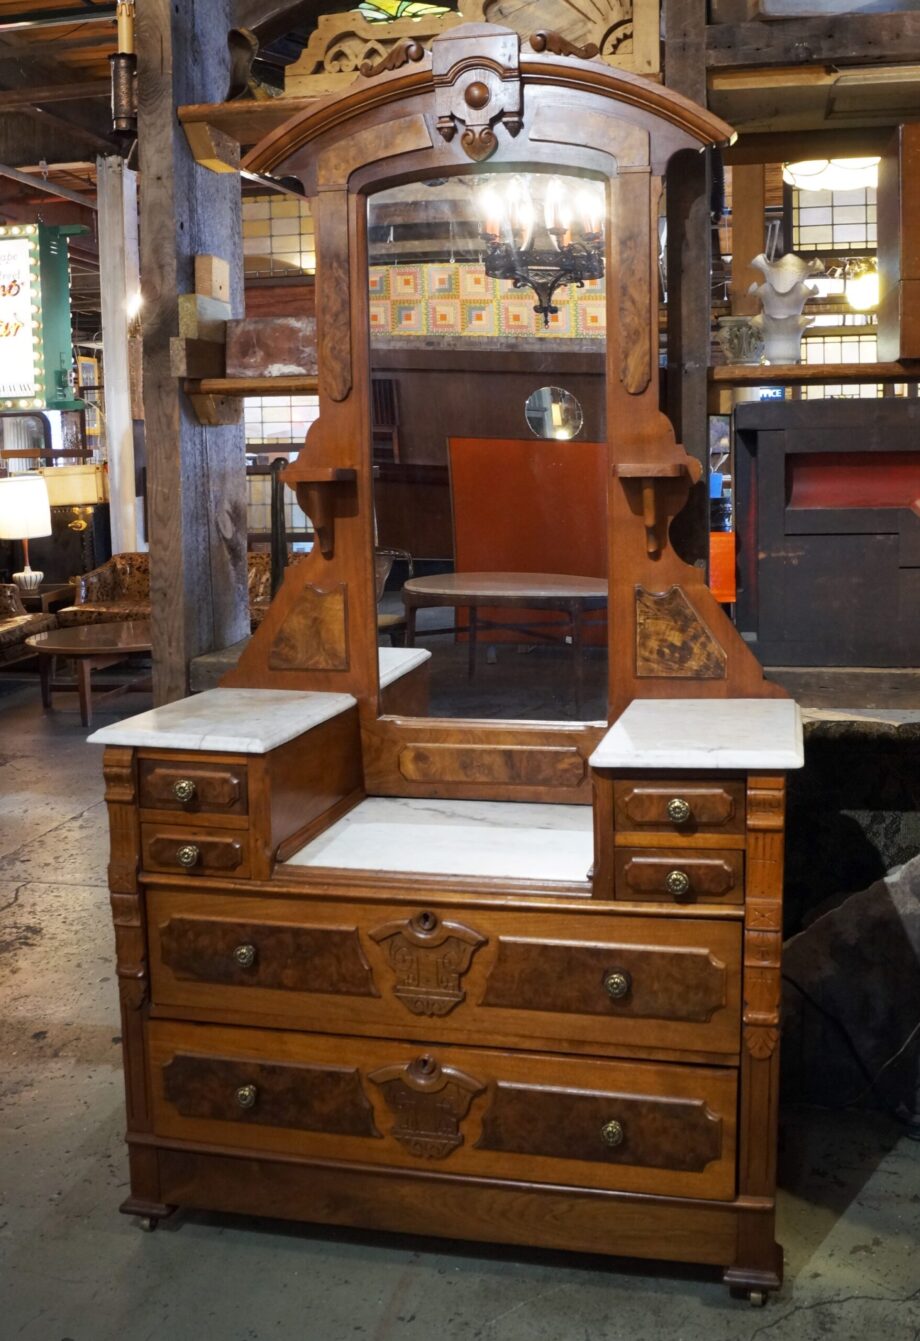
(0, 473, 53, 541)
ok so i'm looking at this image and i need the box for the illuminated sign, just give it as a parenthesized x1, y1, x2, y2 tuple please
(0, 226, 43, 407)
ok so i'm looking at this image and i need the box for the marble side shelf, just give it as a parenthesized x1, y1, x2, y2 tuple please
(87, 686, 357, 755)
(590, 698, 804, 771)
(285, 796, 595, 884)
(378, 646, 431, 689)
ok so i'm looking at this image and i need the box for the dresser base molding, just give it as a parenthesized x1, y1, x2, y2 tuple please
(125, 1140, 781, 1287)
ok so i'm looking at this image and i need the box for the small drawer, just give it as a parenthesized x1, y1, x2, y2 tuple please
(614, 780, 745, 835)
(142, 825, 250, 879)
(138, 758, 248, 818)
(615, 848, 743, 904)
(150, 1021, 737, 1201)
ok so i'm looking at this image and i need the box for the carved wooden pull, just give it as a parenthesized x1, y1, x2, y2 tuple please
(369, 911, 486, 1017)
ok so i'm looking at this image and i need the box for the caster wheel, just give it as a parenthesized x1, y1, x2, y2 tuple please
(139, 1216, 158, 1233)
(749, 1289, 768, 1308)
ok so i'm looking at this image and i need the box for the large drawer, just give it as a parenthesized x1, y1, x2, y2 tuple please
(148, 890, 742, 1060)
(149, 1021, 738, 1201)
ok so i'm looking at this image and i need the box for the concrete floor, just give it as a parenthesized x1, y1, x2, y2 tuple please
(1, 682, 920, 1341)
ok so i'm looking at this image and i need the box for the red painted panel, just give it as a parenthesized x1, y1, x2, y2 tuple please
(448, 437, 607, 644)
(787, 451, 920, 510)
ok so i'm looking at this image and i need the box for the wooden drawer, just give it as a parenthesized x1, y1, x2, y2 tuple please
(615, 848, 743, 905)
(614, 780, 745, 835)
(142, 827, 250, 879)
(149, 1021, 738, 1201)
(148, 890, 741, 1060)
(138, 757, 248, 819)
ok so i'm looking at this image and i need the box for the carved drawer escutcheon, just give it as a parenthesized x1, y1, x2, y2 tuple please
(477, 1082, 723, 1174)
(158, 917, 378, 997)
(481, 938, 729, 1023)
(138, 760, 248, 816)
(369, 1054, 485, 1159)
(162, 1053, 381, 1137)
(369, 910, 486, 1017)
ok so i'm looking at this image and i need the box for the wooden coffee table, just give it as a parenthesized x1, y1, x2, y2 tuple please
(25, 620, 152, 728)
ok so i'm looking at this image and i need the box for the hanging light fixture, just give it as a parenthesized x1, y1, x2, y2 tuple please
(477, 175, 604, 327)
(781, 157, 880, 193)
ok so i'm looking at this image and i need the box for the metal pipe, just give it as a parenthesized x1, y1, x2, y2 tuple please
(0, 162, 97, 210)
(0, 5, 117, 32)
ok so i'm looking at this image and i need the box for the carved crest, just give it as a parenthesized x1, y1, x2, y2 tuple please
(432, 24, 522, 162)
(369, 1054, 485, 1159)
(369, 910, 486, 1016)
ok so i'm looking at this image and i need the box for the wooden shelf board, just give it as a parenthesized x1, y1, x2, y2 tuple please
(184, 375, 319, 397)
(711, 363, 920, 386)
(179, 98, 320, 148)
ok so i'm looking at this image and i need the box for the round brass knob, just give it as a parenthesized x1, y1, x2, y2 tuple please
(601, 1119, 625, 1148)
(235, 1084, 258, 1110)
(665, 869, 691, 898)
(175, 843, 200, 868)
(667, 796, 692, 824)
(172, 777, 197, 803)
(234, 943, 256, 969)
(603, 969, 631, 1001)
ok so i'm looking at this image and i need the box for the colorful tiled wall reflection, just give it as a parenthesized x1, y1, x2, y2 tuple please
(369, 263, 606, 339)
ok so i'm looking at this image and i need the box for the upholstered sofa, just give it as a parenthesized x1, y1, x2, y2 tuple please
(0, 584, 57, 666)
(56, 553, 151, 628)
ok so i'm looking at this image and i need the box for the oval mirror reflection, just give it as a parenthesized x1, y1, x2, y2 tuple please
(524, 386, 584, 440)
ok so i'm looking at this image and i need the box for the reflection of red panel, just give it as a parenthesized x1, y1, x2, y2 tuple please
(448, 437, 607, 644)
(787, 452, 920, 510)
(709, 532, 736, 604)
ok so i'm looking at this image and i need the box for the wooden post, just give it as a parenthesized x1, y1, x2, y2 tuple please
(136, 0, 249, 704)
(729, 165, 766, 318)
(97, 155, 140, 554)
(664, 0, 711, 567)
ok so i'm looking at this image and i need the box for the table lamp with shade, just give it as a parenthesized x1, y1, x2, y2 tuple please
(0, 474, 53, 592)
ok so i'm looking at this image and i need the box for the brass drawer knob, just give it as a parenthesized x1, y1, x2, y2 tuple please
(234, 943, 257, 969)
(175, 843, 200, 868)
(667, 796, 692, 824)
(172, 777, 197, 803)
(601, 1118, 625, 1148)
(603, 969, 632, 1001)
(665, 869, 691, 897)
(235, 1083, 258, 1110)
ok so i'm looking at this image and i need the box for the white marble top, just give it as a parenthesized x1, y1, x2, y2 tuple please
(87, 687, 357, 754)
(378, 646, 431, 689)
(589, 698, 804, 771)
(285, 796, 594, 884)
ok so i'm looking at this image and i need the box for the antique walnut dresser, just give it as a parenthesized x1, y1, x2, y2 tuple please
(91, 26, 804, 1304)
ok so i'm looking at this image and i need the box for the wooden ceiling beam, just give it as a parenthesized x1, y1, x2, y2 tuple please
(0, 79, 109, 108)
(725, 126, 894, 165)
(706, 14, 920, 69)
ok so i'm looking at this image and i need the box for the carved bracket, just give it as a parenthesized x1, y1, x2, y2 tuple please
(369, 1053, 485, 1158)
(360, 37, 425, 79)
(432, 25, 522, 162)
(369, 910, 486, 1016)
(529, 30, 599, 60)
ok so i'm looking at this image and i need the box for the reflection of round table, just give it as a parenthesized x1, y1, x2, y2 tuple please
(402, 572, 608, 714)
(25, 620, 152, 728)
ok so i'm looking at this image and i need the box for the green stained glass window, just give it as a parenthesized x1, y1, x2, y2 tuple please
(358, 0, 451, 21)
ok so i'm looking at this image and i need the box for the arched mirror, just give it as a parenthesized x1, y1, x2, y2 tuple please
(368, 169, 609, 723)
(524, 387, 584, 440)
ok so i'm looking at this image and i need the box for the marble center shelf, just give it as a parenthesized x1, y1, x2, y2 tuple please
(284, 796, 595, 885)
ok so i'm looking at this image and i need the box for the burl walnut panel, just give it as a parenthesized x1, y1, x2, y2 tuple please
(478, 1081, 724, 1174)
(162, 1053, 380, 1137)
(138, 759, 248, 817)
(481, 936, 733, 1025)
(614, 848, 744, 904)
(157, 916, 377, 997)
(142, 826, 249, 877)
(614, 780, 745, 834)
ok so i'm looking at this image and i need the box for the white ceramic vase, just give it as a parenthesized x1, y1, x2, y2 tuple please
(750, 313, 814, 364)
(749, 252, 824, 295)
(747, 279, 818, 318)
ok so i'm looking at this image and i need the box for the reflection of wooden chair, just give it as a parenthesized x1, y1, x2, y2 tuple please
(376, 546, 414, 645)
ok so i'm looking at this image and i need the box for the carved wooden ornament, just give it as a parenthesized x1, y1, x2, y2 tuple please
(369, 1054, 485, 1158)
(369, 910, 486, 1016)
(432, 25, 522, 161)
